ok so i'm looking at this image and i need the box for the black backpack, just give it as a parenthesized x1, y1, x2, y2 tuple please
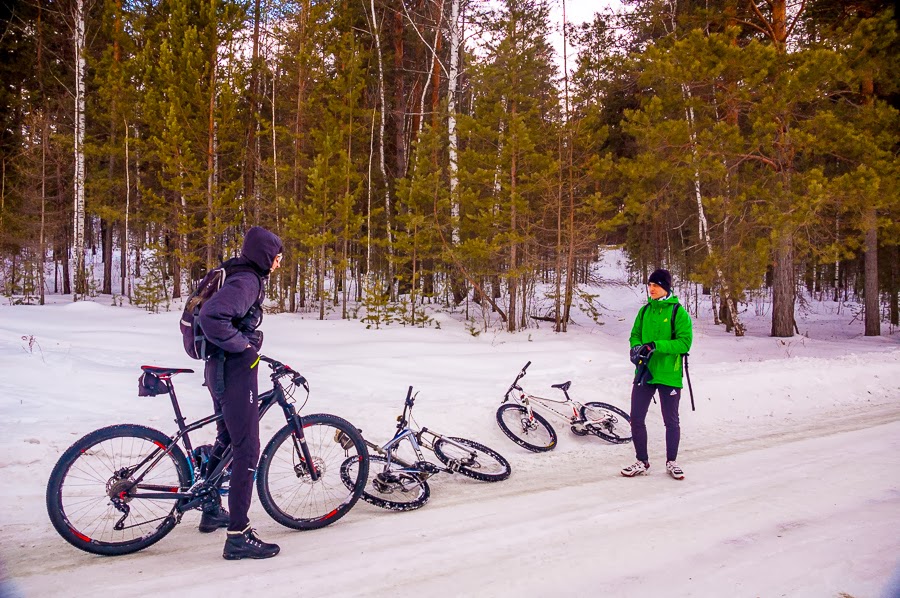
(179, 259, 261, 360)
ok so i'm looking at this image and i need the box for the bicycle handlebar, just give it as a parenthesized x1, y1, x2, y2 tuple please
(502, 362, 531, 401)
(258, 355, 308, 392)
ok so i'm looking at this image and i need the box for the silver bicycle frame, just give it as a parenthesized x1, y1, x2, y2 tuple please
(509, 388, 612, 428)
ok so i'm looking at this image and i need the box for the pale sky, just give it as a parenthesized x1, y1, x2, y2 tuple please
(549, 0, 623, 73)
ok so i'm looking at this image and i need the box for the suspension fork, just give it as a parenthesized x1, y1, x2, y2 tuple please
(281, 400, 321, 482)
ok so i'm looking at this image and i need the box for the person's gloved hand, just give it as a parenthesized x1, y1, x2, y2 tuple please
(629, 345, 643, 365)
(631, 342, 655, 364)
(246, 330, 264, 351)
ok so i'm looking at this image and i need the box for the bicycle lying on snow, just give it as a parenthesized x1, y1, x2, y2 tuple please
(340, 386, 511, 511)
(496, 361, 633, 452)
(46, 356, 369, 556)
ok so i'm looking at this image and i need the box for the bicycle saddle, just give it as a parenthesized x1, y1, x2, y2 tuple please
(141, 366, 195, 376)
(551, 381, 571, 391)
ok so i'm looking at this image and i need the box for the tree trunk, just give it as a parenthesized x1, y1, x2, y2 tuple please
(123, 120, 130, 298)
(861, 74, 880, 336)
(73, 0, 87, 299)
(863, 207, 880, 335)
(40, 118, 47, 305)
(560, 0, 575, 332)
(508, 103, 518, 333)
(101, 219, 113, 294)
(447, 0, 465, 304)
(207, 39, 217, 270)
(245, 0, 261, 223)
(392, 9, 407, 182)
(770, 229, 794, 337)
(367, 0, 393, 282)
(889, 245, 898, 326)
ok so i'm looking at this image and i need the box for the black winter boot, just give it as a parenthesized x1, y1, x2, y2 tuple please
(223, 526, 280, 560)
(198, 506, 230, 533)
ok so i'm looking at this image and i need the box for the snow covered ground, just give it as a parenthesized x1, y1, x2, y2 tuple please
(1, 257, 898, 597)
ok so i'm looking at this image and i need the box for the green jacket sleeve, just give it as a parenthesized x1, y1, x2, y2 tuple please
(629, 309, 643, 348)
(653, 307, 693, 355)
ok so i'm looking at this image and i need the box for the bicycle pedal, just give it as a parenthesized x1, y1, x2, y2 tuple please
(414, 461, 441, 475)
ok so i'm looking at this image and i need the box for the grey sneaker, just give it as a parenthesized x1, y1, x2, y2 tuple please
(621, 461, 649, 477)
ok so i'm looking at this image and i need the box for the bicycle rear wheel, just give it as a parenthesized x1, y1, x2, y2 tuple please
(257, 413, 368, 530)
(495, 404, 557, 452)
(46, 424, 190, 556)
(580, 402, 633, 444)
(341, 455, 430, 511)
(433, 437, 511, 482)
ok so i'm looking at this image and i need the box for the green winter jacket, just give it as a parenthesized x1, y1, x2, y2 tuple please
(629, 295, 693, 388)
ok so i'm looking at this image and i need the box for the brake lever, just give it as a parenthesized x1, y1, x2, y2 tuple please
(292, 373, 309, 393)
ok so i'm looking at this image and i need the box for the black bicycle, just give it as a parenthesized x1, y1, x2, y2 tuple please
(46, 355, 369, 556)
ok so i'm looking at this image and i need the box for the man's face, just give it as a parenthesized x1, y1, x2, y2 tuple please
(272, 253, 283, 271)
(648, 282, 667, 300)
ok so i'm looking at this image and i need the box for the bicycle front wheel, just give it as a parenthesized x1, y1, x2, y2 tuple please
(433, 437, 511, 482)
(257, 413, 368, 530)
(581, 402, 633, 444)
(46, 424, 191, 556)
(495, 404, 557, 452)
(341, 454, 430, 511)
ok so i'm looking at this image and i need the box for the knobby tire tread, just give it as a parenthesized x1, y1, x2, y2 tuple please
(256, 413, 368, 530)
(495, 404, 557, 453)
(580, 402, 633, 444)
(342, 455, 430, 511)
(46, 424, 190, 556)
(432, 437, 511, 482)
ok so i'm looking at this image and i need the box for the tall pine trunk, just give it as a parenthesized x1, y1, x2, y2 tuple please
(207, 38, 217, 270)
(73, 0, 87, 299)
(507, 103, 518, 333)
(862, 76, 880, 336)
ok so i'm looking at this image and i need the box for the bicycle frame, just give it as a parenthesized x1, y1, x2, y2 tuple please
(121, 357, 317, 512)
(363, 386, 476, 477)
(501, 362, 610, 429)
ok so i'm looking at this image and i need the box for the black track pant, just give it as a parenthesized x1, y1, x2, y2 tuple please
(630, 382, 681, 463)
(205, 348, 260, 532)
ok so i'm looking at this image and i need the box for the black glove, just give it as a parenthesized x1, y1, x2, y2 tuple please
(246, 330, 264, 351)
(630, 342, 655, 365)
(629, 345, 643, 365)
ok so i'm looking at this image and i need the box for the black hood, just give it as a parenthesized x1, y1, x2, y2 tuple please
(241, 226, 283, 275)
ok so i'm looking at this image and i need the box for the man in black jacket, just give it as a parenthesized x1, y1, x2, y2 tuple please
(198, 226, 283, 560)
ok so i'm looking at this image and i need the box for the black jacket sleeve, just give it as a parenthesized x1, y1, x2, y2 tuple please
(198, 271, 261, 354)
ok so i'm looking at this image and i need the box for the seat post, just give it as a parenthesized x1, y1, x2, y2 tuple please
(166, 381, 193, 453)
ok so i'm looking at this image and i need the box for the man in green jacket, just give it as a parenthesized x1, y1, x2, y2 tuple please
(621, 269, 693, 480)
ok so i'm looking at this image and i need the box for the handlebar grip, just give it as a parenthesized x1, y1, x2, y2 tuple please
(523, 361, 531, 371)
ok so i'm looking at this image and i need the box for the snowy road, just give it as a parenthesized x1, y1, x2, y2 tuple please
(2, 294, 899, 597)
(8, 409, 900, 598)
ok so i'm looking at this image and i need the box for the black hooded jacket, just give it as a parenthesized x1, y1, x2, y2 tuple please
(198, 227, 283, 354)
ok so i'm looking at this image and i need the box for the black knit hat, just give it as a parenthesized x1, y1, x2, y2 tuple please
(647, 269, 672, 295)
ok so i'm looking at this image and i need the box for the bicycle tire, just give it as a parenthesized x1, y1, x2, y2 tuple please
(46, 424, 191, 556)
(580, 402, 633, 444)
(257, 413, 369, 530)
(495, 404, 557, 452)
(432, 436, 511, 482)
(341, 455, 430, 511)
